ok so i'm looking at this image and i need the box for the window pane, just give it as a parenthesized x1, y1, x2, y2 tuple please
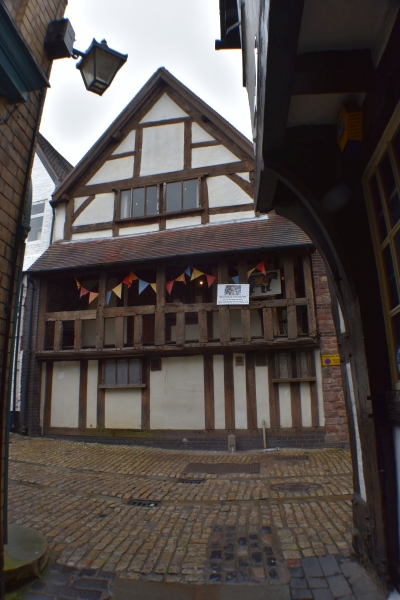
(132, 188, 145, 217)
(27, 216, 43, 241)
(129, 359, 141, 384)
(105, 360, 116, 385)
(380, 153, 400, 227)
(146, 186, 158, 215)
(166, 182, 181, 212)
(31, 202, 45, 215)
(183, 179, 198, 210)
(369, 175, 387, 243)
(120, 190, 131, 219)
(117, 359, 128, 385)
(383, 244, 399, 309)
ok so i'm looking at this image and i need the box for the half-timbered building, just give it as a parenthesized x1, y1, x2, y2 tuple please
(26, 69, 346, 449)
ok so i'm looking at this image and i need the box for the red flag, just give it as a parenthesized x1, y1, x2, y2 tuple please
(80, 286, 89, 298)
(255, 261, 266, 275)
(166, 281, 174, 295)
(206, 274, 216, 288)
(122, 275, 131, 285)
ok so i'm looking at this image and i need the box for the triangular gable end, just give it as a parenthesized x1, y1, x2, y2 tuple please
(139, 93, 188, 123)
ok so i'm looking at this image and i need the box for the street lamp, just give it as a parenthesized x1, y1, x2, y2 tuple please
(44, 19, 127, 95)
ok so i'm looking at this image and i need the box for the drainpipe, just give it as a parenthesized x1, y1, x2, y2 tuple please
(20, 276, 35, 435)
(11, 282, 24, 431)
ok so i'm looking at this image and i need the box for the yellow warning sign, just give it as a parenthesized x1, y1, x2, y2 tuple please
(321, 354, 340, 366)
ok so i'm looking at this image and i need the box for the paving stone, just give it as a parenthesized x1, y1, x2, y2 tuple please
(308, 577, 328, 588)
(291, 590, 313, 599)
(224, 553, 234, 561)
(238, 559, 249, 568)
(209, 573, 221, 582)
(263, 546, 274, 556)
(224, 543, 233, 552)
(44, 572, 71, 584)
(327, 575, 352, 598)
(22, 595, 54, 600)
(267, 557, 276, 567)
(73, 578, 109, 591)
(289, 568, 304, 577)
(251, 552, 262, 564)
(302, 557, 324, 578)
(30, 581, 48, 591)
(210, 551, 221, 561)
(319, 556, 341, 576)
(238, 537, 247, 546)
(290, 577, 308, 589)
(311, 590, 334, 600)
(78, 590, 105, 600)
(339, 561, 363, 579)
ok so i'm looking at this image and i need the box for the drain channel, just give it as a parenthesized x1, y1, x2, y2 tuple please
(178, 478, 205, 484)
(126, 498, 161, 507)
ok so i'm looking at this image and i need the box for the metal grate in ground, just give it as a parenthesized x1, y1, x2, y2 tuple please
(126, 498, 161, 507)
(183, 463, 260, 475)
(178, 477, 205, 484)
(270, 483, 321, 492)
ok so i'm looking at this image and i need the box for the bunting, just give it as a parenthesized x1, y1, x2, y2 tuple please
(138, 279, 149, 295)
(175, 273, 186, 283)
(80, 286, 89, 298)
(190, 268, 204, 281)
(150, 283, 157, 293)
(206, 274, 216, 288)
(88, 291, 99, 304)
(75, 279, 81, 289)
(112, 283, 122, 299)
(247, 267, 256, 278)
(255, 261, 267, 275)
(105, 291, 112, 306)
(231, 275, 239, 284)
(166, 281, 174, 295)
(184, 267, 192, 276)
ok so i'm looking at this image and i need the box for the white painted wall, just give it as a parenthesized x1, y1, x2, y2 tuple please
(207, 176, 251, 208)
(140, 123, 184, 176)
(87, 360, 98, 429)
(74, 197, 89, 211)
(279, 383, 292, 428)
(112, 130, 136, 155)
(40, 362, 46, 431)
(192, 122, 215, 143)
(255, 362, 269, 428)
(72, 230, 113, 241)
(140, 93, 188, 123)
(53, 204, 65, 241)
(300, 382, 312, 427)
(105, 389, 142, 428)
(51, 361, 80, 428)
(150, 356, 205, 429)
(87, 157, 134, 185)
(213, 355, 225, 429)
(165, 216, 202, 229)
(233, 354, 247, 429)
(119, 223, 159, 236)
(237, 172, 250, 181)
(209, 211, 256, 224)
(192, 145, 240, 168)
(74, 193, 115, 226)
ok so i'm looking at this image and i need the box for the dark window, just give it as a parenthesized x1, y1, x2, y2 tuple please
(165, 179, 198, 212)
(121, 186, 158, 218)
(27, 201, 45, 241)
(103, 358, 142, 386)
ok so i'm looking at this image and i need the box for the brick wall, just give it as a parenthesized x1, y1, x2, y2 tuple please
(312, 252, 349, 445)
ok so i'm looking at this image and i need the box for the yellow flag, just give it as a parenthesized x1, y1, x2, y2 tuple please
(150, 283, 157, 293)
(247, 268, 255, 278)
(112, 283, 122, 298)
(190, 268, 204, 281)
(75, 279, 81, 289)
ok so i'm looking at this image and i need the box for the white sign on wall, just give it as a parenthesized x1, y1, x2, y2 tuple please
(249, 270, 281, 297)
(217, 284, 249, 305)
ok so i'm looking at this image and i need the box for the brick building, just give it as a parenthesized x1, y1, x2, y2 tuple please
(0, 0, 68, 595)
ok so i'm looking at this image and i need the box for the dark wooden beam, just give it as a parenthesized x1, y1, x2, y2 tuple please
(293, 50, 374, 95)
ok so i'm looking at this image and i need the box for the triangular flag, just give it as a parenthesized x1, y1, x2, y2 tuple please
(255, 261, 266, 275)
(150, 283, 157, 293)
(185, 267, 192, 276)
(206, 274, 216, 287)
(166, 281, 174, 295)
(247, 268, 256, 278)
(80, 286, 89, 298)
(175, 273, 186, 283)
(191, 268, 204, 281)
(88, 291, 99, 304)
(129, 272, 138, 283)
(105, 291, 112, 305)
(231, 275, 239, 284)
(112, 283, 122, 298)
(138, 280, 149, 294)
(75, 279, 81, 289)
(122, 275, 131, 285)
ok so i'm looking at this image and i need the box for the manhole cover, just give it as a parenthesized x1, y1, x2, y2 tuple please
(184, 463, 260, 475)
(126, 498, 161, 507)
(178, 478, 205, 484)
(270, 483, 321, 492)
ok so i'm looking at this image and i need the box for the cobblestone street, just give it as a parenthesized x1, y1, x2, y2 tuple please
(7, 435, 385, 599)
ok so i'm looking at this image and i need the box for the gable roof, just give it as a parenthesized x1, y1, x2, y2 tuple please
(36, 133, 74, 185)
(28, 215, 312, 273)
(52, 68, 254, 203)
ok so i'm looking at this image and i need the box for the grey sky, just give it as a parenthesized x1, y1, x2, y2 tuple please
(40, 0, 252, 166)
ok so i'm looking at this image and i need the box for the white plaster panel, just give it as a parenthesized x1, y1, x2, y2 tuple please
(213, 355, 225, 429)
(51, 361, 80, 428)
(278, 383, 292, 428)
(87, 157, 134, 185)
(209, 211, 255, 224)
(112, 130, 136, 155)
(119, 223, 159, 236)
(192, 122, 215, 143)
(87, 361, 98, 429)
(53, 204, 65, 241)
(140, 123, 184, 176)
(165, 216, 202, 230)
(74, 197, 89, 211)
(207, 176, 252, 208)
(140, 93, 188, 123)
(314, 349, 325, 426)
(237, 172, 250, 182)
(300, 382, 312, 427)
(150, 356, 205, 429)
(255, 363, 269, 428)
(192, 146, 240, 168)
(40, 362, 46, 430)
(72, 230, 113, 241)
(74, 193, 114, 226)
(24, 199, 54, 269)
(105, 389, 142, 429)
(233, 354, 247, 429)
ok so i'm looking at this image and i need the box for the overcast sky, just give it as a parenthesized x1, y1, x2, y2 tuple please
(40, 0, 252, 166)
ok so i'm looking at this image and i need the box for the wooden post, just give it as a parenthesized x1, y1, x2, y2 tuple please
(64, 199, 73, 241)
(246, 353, 257, 429)
(74, 319, 82, 351)
(224, 353, 235, 429)
(238, 259, 247, 283)
(155, 265, 165, 346)
(303, 255, 317, 338)
(263, 308, 274, 341)
(96, 273, 107, 350)
(44, 362, 53, 430)
(112, 190, 120, 237)
(283, 257, 297, 340)
(290, 382, 302, 428)
(218, 261, 230, 343)
(141, 358, 150, 429)
(79, 361, 88, 429)
(134, 315, 143, 347)
(115, 316, 124, 348)
(97, 362, 105, 428)
(198, 310, 208, 343)
(54, 321, 63, 351)
(176, 311, 185, 345)
(201, 177, 209, 225)
(204, 354, 215, 429)
(37, 279, 48, 351)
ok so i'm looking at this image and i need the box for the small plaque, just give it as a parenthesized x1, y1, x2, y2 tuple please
(321, 354, 340, 366)
(217, 284, 249, 305)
